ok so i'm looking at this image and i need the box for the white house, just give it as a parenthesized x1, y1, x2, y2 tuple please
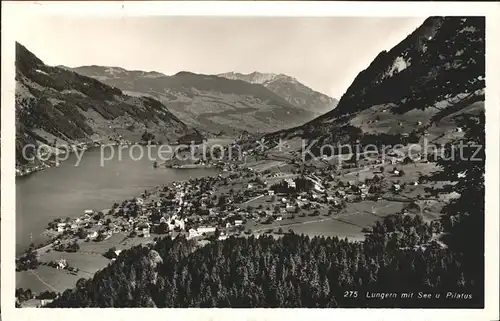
(197, 226, 216, 234)
(87, 231, 98, 239)
(234, 220, 243, 226)
(188, 228, 200, 239)
(40, 299, 54, 307)
(175, 219, 185, 230)
(314, 184, 325, 193)
(285, 179, 296, 188)
(56, 258, 68, 270)
(57, 223, 67, 233)
(276, 216, 283, 221)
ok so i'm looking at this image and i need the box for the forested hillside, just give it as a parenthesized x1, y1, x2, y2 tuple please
(268, 17, 485, 149)
(16, 43, 194, 165)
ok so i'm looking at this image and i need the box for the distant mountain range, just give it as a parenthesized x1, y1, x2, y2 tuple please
(218, 72, 338, 116)
(65, 66, 337, 135)
(266, 16, 485, 148)
(15, 43, 196, 165)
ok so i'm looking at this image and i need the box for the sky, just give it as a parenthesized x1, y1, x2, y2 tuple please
(16, 16, 425, 98)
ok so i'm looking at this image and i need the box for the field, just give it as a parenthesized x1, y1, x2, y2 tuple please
(16, 232, 155, 294)
(236, 159, 446, 240)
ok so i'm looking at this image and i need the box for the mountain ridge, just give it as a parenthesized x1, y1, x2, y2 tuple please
(218, 71, 338, 116)
(264, 16, 484, 149)
(15, 43, 196, 165)
(67, 66, 327, 135)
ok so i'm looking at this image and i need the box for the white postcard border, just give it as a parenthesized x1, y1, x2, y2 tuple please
(2, 2, 499, 321)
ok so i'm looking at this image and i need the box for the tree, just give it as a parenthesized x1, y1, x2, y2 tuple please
(142, 131, 156, 143)
(156, 222, 169, 234)
(427, 111, 485, 289)
(403, 156, 414, 165)
(104, 247, 117, 259)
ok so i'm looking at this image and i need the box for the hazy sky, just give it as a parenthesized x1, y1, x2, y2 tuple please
(17, 16, 425, 98)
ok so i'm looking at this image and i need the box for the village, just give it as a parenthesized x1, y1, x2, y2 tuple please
(16, 135, 453, 308)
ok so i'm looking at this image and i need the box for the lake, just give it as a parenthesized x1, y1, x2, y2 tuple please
(15, 140, 233, 255)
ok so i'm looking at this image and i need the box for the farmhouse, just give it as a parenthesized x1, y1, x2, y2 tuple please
(188, 228, 200, 239)
(197, 226, 216, 234)
(57, 223, 67, 233)
(87, 231, 98, 240)
(56, 258, 68, 270)
(285, 178, 296, 188)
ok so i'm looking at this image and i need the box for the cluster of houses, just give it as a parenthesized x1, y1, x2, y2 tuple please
(44, 153, 424, 251)
(16, 162, 52, 177)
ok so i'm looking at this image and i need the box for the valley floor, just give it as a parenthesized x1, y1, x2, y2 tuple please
(16, 141, 452, 305)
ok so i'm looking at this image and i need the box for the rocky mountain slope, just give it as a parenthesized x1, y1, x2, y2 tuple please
(66, 67, 321, 136)
(218, 72, 338, 116)
(15, 43, 195, 165)
(267, 17, 485, 150)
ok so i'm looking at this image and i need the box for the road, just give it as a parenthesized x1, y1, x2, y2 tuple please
(28, 270, 61, 293)
(242, 194, 265, 205)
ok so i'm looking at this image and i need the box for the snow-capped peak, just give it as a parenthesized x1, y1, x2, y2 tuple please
(219, 71, 298, 86)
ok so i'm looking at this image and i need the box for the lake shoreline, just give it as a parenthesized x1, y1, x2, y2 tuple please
(16, 141, 233, 254)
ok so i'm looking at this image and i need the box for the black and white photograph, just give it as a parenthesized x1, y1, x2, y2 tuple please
(1, 2, 499, 321)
